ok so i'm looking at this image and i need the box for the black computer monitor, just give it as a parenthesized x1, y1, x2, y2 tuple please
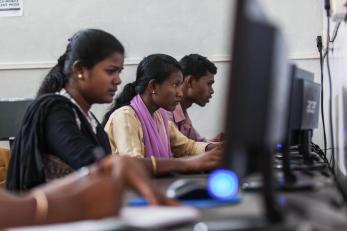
(280, 65, 322, 188)
(289, 66, 320, 132)
(285, 65, 321, 164)
(289, 65, 320, 151)
(0, 98, 33, 142)
(223, 0, 291, 223)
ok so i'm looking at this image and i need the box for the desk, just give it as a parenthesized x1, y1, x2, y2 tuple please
(125, 172, 347, 230)
(10, 172, 347, 231)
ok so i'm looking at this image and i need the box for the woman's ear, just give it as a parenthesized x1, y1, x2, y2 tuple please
(71, 60, 85, 80)
(148, 79, 158, 95)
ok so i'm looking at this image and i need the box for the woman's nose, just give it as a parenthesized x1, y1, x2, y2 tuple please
(177, 86, 183, 97)
(113, 74, 122, 85)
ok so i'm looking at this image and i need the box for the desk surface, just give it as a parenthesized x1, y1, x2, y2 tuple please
(124, 172, 347, 230)
(10, 172, 347, 231)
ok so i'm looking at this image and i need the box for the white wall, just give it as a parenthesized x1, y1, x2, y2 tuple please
(325, 14, 347, 175)
(0, 0, 324, 144)
(0, 0, 233, 63)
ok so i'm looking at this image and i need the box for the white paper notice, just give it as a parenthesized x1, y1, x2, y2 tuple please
(0, 0, 23, 17)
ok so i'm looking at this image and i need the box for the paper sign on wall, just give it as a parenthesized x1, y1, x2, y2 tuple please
(0, 0, 23, 17)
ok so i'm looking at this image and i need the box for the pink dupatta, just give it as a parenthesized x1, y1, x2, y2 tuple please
(130, 95, 172, 158)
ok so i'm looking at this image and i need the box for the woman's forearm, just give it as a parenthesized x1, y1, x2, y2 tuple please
(42, 189, 83, 224)
(0, 193, 36, 228)
(141, 158, 189, 176)
(44, 177, 123, 223)
(0, 168, 100, 229)
(0, 167, 122, 229)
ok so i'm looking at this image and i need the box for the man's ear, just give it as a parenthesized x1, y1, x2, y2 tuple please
(71, 60, 85, 80)
(185, 75, 194, 88)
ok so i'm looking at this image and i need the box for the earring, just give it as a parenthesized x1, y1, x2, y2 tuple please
(77, 74, 83, 79)
(152, 90, 156, 94)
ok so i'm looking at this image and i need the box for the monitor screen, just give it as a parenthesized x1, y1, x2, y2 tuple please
(0, 99, 33, 140)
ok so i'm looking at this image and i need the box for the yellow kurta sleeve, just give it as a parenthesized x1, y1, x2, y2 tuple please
(104, 106, 145, 158)
(169, 121, 208, 158)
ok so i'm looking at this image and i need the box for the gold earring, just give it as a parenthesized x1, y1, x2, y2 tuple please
(77, 74, 83, 79)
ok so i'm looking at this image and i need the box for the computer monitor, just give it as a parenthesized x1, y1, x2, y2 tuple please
(281, 65, 322, 187)
(288, 66, 320, 158)
(223, 0, 291, 223)
(289, 66, 320, 132)
(0, 98, 33, 141)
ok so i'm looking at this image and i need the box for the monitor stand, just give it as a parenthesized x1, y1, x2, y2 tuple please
(243, 144, 316, 192)
(237, 146, 284, 226)
(298, 130, 314, 164)
(279, 142, 316, 191)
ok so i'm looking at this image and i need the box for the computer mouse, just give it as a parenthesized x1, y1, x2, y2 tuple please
(166, 178, 212, 200)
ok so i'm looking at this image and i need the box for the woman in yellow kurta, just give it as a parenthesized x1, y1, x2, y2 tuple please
(103, 54, 222, 175)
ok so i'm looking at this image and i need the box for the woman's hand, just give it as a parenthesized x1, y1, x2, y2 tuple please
(111, 156, 178, 206)
(205, 141, 224, 151)
(183, 146, 224, 172)
(48, 156, 177, 222)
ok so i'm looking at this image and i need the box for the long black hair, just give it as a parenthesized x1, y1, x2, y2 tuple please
(102, 54, 181, 126)
(37, 29, 125, 96)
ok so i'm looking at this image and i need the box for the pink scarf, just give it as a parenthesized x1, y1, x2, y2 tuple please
(130, 95, 172, 158)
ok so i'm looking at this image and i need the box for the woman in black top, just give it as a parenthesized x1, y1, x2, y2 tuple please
(7, 29, 125, 191)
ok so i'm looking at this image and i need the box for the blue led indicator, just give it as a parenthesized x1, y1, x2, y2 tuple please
(208, 169, 238, 199)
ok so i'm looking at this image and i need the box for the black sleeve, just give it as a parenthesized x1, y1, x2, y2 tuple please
(44, 103, 97, 169)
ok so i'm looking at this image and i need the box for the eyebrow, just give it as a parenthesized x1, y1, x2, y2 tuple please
(108, 65, 123, 69)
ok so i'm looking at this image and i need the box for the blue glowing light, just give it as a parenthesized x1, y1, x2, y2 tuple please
(208, 169, 238, 199)
(276, 143, 284, 150)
